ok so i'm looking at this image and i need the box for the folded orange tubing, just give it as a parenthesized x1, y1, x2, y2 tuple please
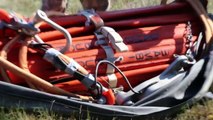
(46, 23, 200, 52)
(39, 2, 188, 29)
(55, 64, 169, 93)
(38, 13, 198, 41)
(8, 40, 187, 85)
(7, 32, 198, 85)
(0, 37, 93, 101)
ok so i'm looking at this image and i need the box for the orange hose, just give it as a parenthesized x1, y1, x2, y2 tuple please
(19, 42, 186, 84)
(19, 38, 38, 89)
(72, 43, 187, 70)
(0, 37, 92, 100)
(58, 23, 192, 42)
(46, 23, 200, 52)
(1, 55, 93, 100)
(0, 1, 203, 96)
(49, 58, 171, 83)
(64, 37, 196, 59)
(0, 9, 12, 23)
(55, 64, 169, 93)
(104, 13, 197, 29)
(38, 13, 197, 41)
(9, 35, 196, 85)
(0, 35, 20, 82)
(39, 2, 188, 29)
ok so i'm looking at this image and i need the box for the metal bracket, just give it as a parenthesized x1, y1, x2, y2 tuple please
(79, 9, 104, 29)
(96, 26, 129, 52)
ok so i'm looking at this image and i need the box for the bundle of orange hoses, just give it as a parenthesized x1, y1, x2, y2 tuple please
(0, 1, 204, 95)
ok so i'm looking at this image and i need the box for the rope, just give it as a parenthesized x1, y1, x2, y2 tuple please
(0, 35, 20, 83)
(0, 37, 92, 101)
(19, 37, 38, 89)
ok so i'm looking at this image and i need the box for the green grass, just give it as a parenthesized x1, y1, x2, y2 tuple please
(0, 108, 63, 120)
(1, 100, 213, 120)
(0, 0, 40, 16)
(0, 0, 213, 120)
(175, 100, 213, 120)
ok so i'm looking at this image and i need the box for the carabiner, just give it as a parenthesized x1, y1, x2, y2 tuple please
(34, 10, 71, 53)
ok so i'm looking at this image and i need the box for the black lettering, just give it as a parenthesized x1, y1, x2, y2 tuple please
(135, 52, 144, 61)
(154, 51, 161, 57)
(70, 45, 76, 52)
(144, 52, 153, 60)
(161, 50, 169, 56)
(85, 43, 92, 49)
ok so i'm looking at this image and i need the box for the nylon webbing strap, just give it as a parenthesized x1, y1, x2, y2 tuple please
(107, 74, 118, 88)
(94, 30, 120, 88)
(96, 26, 129, 52)
(79, 9, 104, 29)
(101, 45, 118, 88)
(94, 27, 127, 88)
(102, 46, 115, 74)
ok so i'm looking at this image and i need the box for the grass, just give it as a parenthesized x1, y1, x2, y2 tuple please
(1, 100, 213, 120)
(175, 100, 213, 120)
(0, 0, 213, 120)
(0, 108, 63, 120)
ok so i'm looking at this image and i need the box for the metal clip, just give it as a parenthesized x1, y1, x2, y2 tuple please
(2, 11, 40, 36)
(97, 26, 129, 52)
(79, 9, 104, 29)
(34, 10, 72, 53)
